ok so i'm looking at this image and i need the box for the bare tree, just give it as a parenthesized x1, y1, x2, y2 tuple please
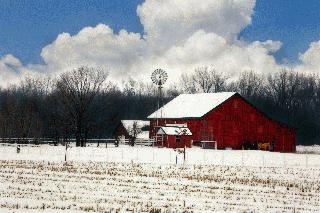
(181, 66, 229, 93)
(267, 69, 301, 111)
(55, 66, 108, 147)
(231, 70, 265, 99)
(1, 67, 320, 146)
(128, 121, 142, 146)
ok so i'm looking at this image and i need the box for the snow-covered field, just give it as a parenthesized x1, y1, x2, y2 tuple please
(296, 145, 320, 154)
(1, 144, 320, 212)
(1, 143, 320, 167)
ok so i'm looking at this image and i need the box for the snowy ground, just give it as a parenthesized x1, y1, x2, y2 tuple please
(1, 143, 320, 167)
(1, 144, 320, 212)
(296, 145, 320, 154)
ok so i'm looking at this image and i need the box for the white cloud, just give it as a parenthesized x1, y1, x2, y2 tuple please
(40, 24, 147, 78)
(137, 0, 255, 49)
(35, 0, 269, 84)
(0, 54, 24, 87)
(297, 41, 320, 72)
(0, 0, 319, 87)
(253, 40, 283, 54)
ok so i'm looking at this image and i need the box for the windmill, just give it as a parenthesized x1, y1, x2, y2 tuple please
(151, 68, 168, 126)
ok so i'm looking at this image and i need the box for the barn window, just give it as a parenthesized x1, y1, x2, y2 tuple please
(176, 135, 181, 143)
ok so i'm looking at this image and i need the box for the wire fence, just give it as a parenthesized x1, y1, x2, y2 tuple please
(0, 137, 155, 147)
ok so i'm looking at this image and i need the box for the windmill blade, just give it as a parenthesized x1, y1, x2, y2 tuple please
(151, 68, 168, 86)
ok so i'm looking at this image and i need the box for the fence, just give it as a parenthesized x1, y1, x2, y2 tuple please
(0, 137, 155, 147)
(0, 138, 58, 144)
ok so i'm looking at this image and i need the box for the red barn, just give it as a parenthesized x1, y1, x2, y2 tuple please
(148, 92, 296, 152)
(156, 124, 193, 148)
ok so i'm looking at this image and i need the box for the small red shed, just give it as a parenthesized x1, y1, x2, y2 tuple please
(156, 125, 193, 148)
(148, 92, 296, 152)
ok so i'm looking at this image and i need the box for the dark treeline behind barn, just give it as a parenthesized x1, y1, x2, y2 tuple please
(0, 66, 319, 145)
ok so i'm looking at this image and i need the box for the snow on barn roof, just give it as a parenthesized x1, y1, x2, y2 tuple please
(148, 92, 236, 119)
(157, 126, 192, 136)
(121, 120, 149, 130)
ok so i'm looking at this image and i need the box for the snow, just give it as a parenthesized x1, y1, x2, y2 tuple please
(1, 161, 319, 213)
(1, 144, 320, 212)
(296, 145, 320, 154)
(0, 143, 319, 167)
(147, 92, 236, 119)
(157, 126, 192, 135)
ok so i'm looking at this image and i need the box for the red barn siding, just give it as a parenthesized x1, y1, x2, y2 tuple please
(156, 134, 192, 148)
(149, 94, 296, 152)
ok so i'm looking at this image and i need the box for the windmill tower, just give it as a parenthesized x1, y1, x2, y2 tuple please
(151, 68, 168, 127)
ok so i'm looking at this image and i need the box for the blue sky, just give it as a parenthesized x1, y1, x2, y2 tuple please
(241, 0, 320, 64)
(0, 0, 319, 66)
(0, 0, 144, 64)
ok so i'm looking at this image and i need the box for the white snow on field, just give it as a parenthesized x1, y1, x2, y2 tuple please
(1, 143, 319, 168)
(296, 145, 320, 154)
(1, 144, 320, 212)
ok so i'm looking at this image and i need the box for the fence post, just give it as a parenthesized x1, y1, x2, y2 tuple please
(64, 142, 67, 162)
(176, 154, 178, 165)
(183, 145, 186, 164)
(106, 147, 108, 162)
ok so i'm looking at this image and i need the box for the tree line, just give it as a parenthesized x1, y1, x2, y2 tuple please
(0, 66, 319, 145)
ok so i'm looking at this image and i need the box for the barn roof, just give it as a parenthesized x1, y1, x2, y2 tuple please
(148, 92, 236, 119)
(157, 126, 192, 136)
